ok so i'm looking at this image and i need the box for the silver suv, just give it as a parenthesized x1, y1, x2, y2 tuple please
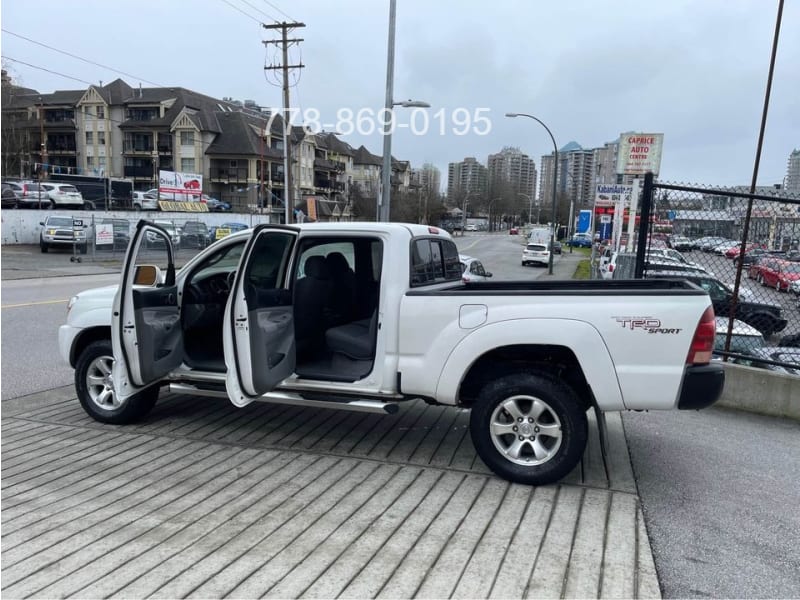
(40, 215, 87, 254)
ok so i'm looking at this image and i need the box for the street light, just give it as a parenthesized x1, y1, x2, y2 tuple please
(506, 112, 558, 275)
(378, 0, 430, 222)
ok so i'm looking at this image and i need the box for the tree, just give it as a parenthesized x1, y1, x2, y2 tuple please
(1, 64, 35, 178)
(349, 183, 376, 221)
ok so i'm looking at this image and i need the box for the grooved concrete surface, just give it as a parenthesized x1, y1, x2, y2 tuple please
(2, 387, 660, 599)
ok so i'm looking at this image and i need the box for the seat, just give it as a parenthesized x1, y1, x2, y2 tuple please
(325, 252, 357, 326)
(325, 310, 378, 360)
(293, 255, 333, 361)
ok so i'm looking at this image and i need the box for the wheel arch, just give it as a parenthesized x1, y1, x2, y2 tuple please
(69, 325, 111, 367)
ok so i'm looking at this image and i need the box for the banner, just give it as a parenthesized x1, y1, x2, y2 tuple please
(158, 201, 209, 213)
(307, 197, 317, 221)
(95, 223, 114, 245)
(616, 133, 664, 175)
(158, 170, 203, 200)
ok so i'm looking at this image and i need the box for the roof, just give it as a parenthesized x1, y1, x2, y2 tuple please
(559, 141, 583, 152)
(353, 145, 382, 166)
(318, 132, 354, 156)
(204, 111, 282, 158)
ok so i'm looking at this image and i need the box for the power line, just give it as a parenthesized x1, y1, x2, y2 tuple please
(2, 56, 94, 86)
(219, 0, 263, 24)
(2, 29, 166, 88)
(238, 0, 280, 22)
(261, 0, 295, 21)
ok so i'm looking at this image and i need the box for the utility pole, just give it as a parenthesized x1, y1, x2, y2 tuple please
(264, 21, 305, 224)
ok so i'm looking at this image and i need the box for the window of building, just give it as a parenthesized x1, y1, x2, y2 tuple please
(230, 160, 238, 168)
(181, 158, 195, 173)
(96, 106, 104, 119)
(180, 131, 194, 146)
(86, 156, 94, 168)
(98, 156, 106, 169)
(84, 106, 92, 118)
(97, 131, 106, 145)
(85, 131, 93, 145)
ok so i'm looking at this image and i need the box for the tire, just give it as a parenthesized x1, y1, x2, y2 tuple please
(470, 372, 588, 486)
(40, 241, 48, 253)
(75, 340, 159, 424)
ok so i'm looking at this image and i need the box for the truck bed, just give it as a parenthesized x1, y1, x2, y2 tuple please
(409, 277, 708, 296)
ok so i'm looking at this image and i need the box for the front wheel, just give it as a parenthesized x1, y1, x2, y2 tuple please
(75, 340, 159, 424)
(469, 372, 588, 485)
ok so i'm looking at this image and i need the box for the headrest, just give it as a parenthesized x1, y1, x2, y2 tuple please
(304, 255, 330, 279)
(326, 252, 351, 274)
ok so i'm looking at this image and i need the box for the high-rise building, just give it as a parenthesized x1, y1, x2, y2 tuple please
(786, 149, 800, 193)
(538, 141, 595, 210)
(487, 146, 537, 207)
(411, 163, 441, 195)
(447, 157, 488, 201)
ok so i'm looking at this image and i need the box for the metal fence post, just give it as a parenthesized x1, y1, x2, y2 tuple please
(634, 172, 654, 279)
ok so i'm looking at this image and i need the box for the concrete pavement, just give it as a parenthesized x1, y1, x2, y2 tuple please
(1, 239, 660, 599)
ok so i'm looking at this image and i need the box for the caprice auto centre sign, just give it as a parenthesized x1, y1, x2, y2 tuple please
(616, 133, 664, 176)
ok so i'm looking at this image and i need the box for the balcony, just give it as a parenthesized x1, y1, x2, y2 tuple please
(123, 141, 155, 154)
(157, 143, 173, 154)
(271, 170, 285, 183)
(47, 144, 77, 154)
(210, 167, 249, 182)
(315, 177, 332, 190)
(123, 165, 154, 179)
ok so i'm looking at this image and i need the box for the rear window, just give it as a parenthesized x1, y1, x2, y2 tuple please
(58, 185, 79, 193)
(527, 244, 547, 252)
(410, 238, 461, 286)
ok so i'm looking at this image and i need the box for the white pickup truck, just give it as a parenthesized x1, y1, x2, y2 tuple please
(59, 221, 724, 485)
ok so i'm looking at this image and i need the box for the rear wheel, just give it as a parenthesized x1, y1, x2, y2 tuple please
(469, 372, 588, 485)
(75, 340, 159, 424)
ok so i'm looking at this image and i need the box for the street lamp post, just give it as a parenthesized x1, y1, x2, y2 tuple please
(506, 112, 559, 274)
(378, 0, 430, 222)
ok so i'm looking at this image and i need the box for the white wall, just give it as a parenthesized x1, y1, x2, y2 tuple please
(1, 210, 276, 245)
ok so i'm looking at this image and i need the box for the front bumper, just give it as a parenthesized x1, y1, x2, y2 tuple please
(678, 364, 725, 410)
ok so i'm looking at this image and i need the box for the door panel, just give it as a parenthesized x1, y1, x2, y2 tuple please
(112, 220, 181, 402)
(224, 226, 298, 406)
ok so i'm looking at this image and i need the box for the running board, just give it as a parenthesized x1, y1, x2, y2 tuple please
(168, 383, 399, 414)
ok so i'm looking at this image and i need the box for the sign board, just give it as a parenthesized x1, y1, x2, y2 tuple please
(157, 201, 209, 213)
(215, 228, 231, 240)
(307, 197, 317, 221)
(158, 170, 203, 201)
(616, 133, 664, 175)
(95, 223, 114, 245)
(577, 209, 593, 234)
(600, 215, 611, 224)
(594, 184, 633, 208)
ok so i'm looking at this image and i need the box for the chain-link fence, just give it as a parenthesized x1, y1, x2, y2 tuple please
(631, 174, 800, 375)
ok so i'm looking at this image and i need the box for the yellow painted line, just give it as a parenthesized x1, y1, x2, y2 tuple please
(2, 299, 68, 309)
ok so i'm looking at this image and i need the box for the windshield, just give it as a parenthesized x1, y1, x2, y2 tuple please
(45, 217, 73, 227)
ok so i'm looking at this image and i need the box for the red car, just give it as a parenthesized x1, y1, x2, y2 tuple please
(725, 242, 762, 259)
(757, 258, 800, 291)
(509, 227, 519, 235)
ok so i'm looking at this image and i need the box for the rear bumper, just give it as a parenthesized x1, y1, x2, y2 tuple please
(678, 364, 725, 410)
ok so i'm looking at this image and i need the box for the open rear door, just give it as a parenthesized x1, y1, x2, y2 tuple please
(112, 220, 182, 403)
(224, 226, 298, 407)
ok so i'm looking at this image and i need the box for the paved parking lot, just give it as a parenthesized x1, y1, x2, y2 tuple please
(2, 387, 659, 599)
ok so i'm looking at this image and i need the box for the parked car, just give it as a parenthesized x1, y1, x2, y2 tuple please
(132, 191, 159, 211)
(646, 248, 705, 270)
(647, 270, 787, 337)
(711, 240, 740, 255)
(1, 183, 18, 208)
(725, 242, 763, 259)
(459, 254, 493, 282)
(668, 236, 693, 252)
(732, 347, 800, 376)
(201, 195, 231, 212)
(566, 233, 593, 248)
(715, 317, 764, 354)
(180, 220, 209, 249)
(40, 183, 85, 208)
(551, 240, 562, 254)
(465, 223, 478, 232)
(9, 181, 50, 208)
(756, 258, 800, 291)
(698, 237, 730, 252)
(509, 227, 519, 235)
(39, 215, 87, 253)
(521, 242, 550, 267)
(146, 219, 181, 247)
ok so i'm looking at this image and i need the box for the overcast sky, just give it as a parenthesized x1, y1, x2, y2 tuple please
(2, 0, 798, 192)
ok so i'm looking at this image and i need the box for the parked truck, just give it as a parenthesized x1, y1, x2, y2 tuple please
(59, 221, 724, 485)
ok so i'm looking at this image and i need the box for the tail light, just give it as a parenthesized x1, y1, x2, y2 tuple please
(687, 306, 715, 365)
(608, 264, 614, 273)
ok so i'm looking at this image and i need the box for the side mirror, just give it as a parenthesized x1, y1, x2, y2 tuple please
(486, 272, 493, 278)
(39, 221, 45, 226)
(133, 264, 160, 286)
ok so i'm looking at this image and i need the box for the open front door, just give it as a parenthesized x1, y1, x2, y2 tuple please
(112, 220, 182, 403)
(224, 226, 298, 407)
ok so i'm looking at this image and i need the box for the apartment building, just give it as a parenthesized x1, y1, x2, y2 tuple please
(786, 149, 800, 194)
(410, 163, 441, 196)
(447, 157, 488, 201)
(539, 141, 595, 211)
(487, 146, 537, 207)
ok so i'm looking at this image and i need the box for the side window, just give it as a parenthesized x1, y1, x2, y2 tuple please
(243, 232, 295, 305)
(441, 240, 462, 280)
(472, 261, 486, 276)
(430, 241, 444, 279)
(411, 240, 433, 285)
